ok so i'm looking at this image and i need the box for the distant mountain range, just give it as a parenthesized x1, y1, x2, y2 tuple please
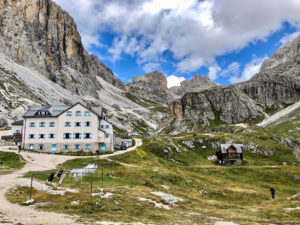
(0, 0, 300, 134)
(168, 35, 300, 132)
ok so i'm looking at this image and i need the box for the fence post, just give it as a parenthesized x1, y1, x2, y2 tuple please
(90, 173, 93, 212)
(30, 174, 33, 200)
(101, 167, 104, 188)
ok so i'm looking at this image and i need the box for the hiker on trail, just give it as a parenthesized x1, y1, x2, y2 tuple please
(57, 169, 64, 179)
(48, 172, 56, 182)
(57, 169, 65, 185)
(270, 187, 276, 199)
(18, 144, 21, 153)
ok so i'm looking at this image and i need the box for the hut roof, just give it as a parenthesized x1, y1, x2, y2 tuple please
(220, 144, 243, 154)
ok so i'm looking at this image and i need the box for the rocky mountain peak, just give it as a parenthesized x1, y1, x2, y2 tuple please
(0, 0, 125, 99)
(145, 71, 168, 88)
(260, 35, 300, 72)
(132, 71, 168, 88)
(129, 71, 174, 104)
(181, 74, 220, 89)
(169, 74, 220, 97)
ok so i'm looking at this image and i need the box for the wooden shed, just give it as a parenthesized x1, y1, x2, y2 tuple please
(216, 144, 243, 166)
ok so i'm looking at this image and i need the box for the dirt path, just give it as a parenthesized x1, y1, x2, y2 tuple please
(0, 139, 142, 225)
(257, 100, 300, 127)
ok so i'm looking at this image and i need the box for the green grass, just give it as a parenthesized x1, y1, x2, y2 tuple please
(125, 92, 169, 114)
(113, 126, 128, 137)
(151, 105, 169, 113)
(265, 106, 278, 115)
(56, 150, 110, 156)
(0, 81, 5, 90)
(132, 120, 150, 133)
(125, 92, 156, 108)
(266, 106, 300, 137)
(0, 151, 25, 175)
(209, 106, 226, 126)
(6, 130, 300, 224)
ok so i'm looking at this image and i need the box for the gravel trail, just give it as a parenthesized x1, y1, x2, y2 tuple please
(257, 100, 300, 127)
(0, 139, 142, 225)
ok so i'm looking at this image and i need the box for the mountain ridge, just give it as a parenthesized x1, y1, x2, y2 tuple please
(1, 0, 300, 136)
(168, 35, 300, 132)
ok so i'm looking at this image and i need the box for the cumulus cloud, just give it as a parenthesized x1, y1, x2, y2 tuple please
(208, 64, 221, 80)
(220, 62, 240, 78)
(230, 57, 266, 83)
(143, 62, 161, 73)
(208, 62, 240, 81)
(53, 0, 300, 73)
(167, 75, 186, 88)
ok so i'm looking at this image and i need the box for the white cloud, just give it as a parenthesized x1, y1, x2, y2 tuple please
(207, 62, 240, 81)
(279, 31, 300, 45)
(142, 62, 161, 73)
(53, 0, 300, 73)
(230, 57, 266, 83)
(208, 64, 221, 80)
(177, 55, 205, 73)
(220, 62, 240, 78)
(167, 75, 186, 88)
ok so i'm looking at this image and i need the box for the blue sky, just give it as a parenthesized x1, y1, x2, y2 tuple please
(53, 0, 300, 87)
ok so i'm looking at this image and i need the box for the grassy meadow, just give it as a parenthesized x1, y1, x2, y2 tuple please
(0, 151, 25, 175)
(6, 128, 300, 224)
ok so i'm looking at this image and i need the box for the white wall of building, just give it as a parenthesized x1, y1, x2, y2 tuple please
(22, 103, 114, 153)
(99, 119, 114, 151)
(12, 125, 23, 134)
(57, 104, 98, 143)
(23, 117, 58, 144)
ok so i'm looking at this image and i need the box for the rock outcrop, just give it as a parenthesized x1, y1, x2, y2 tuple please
(132, 71, 168, 88)
(170, 87, 264, 125)
(240, 36, 300, 108)
(127, 71, 175, 104)
(128, 73, 219, 105)
(260, 35, 300, 72)
(170, 74, 220, 96)
(0, 0, 125, 99)
(169, 35, 300, 130)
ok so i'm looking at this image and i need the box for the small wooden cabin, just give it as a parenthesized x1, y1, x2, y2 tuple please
(216, 144, 243, 166)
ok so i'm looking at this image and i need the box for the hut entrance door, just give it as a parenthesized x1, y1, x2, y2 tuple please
(228, 146, 236, 159)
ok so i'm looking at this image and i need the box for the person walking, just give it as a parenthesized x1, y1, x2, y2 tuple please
(47, 172, 56, 182)
(270, 187, 276, 199)
(57, 169, 64, 186)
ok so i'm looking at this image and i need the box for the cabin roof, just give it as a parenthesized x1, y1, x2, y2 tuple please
(220, 144, 243, 154)
(23, 103, 103, 118)
(23, 105, 70, 117)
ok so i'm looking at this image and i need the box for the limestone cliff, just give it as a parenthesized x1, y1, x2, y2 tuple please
(240, 35, 300, 108)
(170, 74, 220, 96)
(0, 0, 165, 133)
(127, 71, 175, 104)
(169, 35, 300, 130)
(0, 0, 125, 99)
(170, 86, 264, 125)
